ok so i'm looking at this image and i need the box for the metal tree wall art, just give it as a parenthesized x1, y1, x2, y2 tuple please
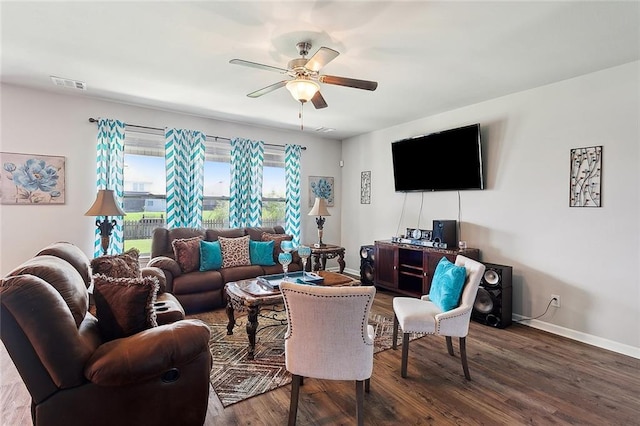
(570, 146, 602, 207)
(361, 171, 371, 204)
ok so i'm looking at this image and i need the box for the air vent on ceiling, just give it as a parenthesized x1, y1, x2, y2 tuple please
(50, 76, 86, 90)
(315, 127, 335, 133)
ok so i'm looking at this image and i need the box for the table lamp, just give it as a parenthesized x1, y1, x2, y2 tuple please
(85, 189, 126, 256)
(308, 197, 330, 247)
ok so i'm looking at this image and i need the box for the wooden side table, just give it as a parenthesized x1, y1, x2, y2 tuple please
(310, 244, 346, 273)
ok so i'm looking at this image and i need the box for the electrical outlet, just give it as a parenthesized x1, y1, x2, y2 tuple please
(551, 294, 561, 308)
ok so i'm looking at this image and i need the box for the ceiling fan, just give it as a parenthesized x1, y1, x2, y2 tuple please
(230, 41, 378, 109)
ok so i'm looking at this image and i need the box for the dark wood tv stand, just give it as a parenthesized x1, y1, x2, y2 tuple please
(374, 240, 480, 297)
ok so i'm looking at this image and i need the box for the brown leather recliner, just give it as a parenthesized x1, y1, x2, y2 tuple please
(0, 242, 212, 426)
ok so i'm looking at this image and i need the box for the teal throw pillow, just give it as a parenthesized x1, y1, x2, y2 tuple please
(250, 240, 276, 266)
(428, 257, 467, 311)
(199, 240, 223, 271)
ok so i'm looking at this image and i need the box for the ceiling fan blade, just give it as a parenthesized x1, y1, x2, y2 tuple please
(305, 47, 339, 72)
(311, 91, 328, 109)
(247, 81, 288, 98)
(229, 59, 288, 74)
(320, 75, 378, 91)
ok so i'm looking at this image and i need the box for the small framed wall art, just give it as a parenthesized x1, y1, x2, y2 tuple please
(361, 171, 371, 204)
(569, 145, 602, 207)
(1, 152, 66, 204)
(309, 176, 334, 207)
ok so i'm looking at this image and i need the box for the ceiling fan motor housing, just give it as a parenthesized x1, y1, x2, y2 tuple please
(288, 58, 311, 76)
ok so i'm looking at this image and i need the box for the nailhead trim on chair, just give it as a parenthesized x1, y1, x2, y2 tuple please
(282, 289, 374, 345)
(436, 308, 472, 334)
(398, 309, 472, 335)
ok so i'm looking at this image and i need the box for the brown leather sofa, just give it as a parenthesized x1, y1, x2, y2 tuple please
(0, 242, 212, 426)
(149, 226, 303, 313)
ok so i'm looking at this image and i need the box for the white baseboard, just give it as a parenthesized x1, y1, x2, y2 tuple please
(345, 267, 639, 359)
(513, 314, 640, 359)
(344, 267, 359, 277)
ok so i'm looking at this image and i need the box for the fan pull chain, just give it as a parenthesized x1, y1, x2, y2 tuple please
(299, 102, 304, 131)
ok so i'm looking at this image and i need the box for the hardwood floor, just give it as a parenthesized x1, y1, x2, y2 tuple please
(2, 288, 639, 425)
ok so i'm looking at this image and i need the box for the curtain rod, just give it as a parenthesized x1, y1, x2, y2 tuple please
(88, 118, 306, 150)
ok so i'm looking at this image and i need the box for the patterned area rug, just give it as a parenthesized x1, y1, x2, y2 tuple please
(189, 308, 411, 407)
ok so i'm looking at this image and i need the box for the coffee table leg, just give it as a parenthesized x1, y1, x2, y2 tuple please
(246, 305, 259, 360)
(226, 301, 235, 335)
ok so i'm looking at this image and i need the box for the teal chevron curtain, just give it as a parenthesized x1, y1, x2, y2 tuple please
(94, 118, 125, 257)
(285, 144, 302, 245)
(229, 138, 264, 228)
(165, 128, 205, 229)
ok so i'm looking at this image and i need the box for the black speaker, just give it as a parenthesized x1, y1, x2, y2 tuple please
(360, 245, 375, 286)
(472, 263, 512, 328)
(432, 220, 457, 247)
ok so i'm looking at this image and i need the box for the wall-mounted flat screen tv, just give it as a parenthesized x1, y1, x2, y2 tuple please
(391, 123, 484, 192)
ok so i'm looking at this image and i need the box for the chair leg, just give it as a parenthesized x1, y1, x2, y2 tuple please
(446, 336, 454, 356)
(356, 380, 365, 426)
(392, 315, 399, 350)
(459, 337, 471, 381)
(365, 377, 370, 393)
(401, 333, 410, 378)
(288, 374, 302, 426)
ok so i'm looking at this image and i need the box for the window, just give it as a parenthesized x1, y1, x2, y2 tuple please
(123, 130, 286, 255)
(123, 131, 166, 255)
(262, 149, 287, 228)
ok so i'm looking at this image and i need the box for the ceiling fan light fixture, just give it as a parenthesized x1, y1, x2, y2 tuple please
(286, 78, 319, 103)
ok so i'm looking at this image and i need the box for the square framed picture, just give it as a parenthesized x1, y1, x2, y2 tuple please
(1, 152, 66, 204)
(309, 176, 334, 207)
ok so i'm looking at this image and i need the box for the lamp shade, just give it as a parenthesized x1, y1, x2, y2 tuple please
(85, 189, 125, 217)
(286, 78, 320, 103)
(308, 197, 330, 217)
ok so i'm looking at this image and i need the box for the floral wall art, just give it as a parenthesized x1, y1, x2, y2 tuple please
(1, 152, 65, 204)
(309, 176, 334, 207)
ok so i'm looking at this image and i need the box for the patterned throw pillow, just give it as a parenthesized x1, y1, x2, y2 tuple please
(219, 235, 251, 268)
(172, 236, 203, 273)
(93, 273, 159, 341)
(90, 248, 140, 278)
(261, 232, 301, 264)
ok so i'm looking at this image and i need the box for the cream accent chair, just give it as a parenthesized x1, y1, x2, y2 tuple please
(392, 255, 485, 380)
(280, 281, 376, 426)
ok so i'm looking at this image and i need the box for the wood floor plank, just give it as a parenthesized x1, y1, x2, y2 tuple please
(1, 288, 639, 425)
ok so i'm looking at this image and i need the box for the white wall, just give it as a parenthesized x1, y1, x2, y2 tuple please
(0, 84, 343, 274)
(341, 62, 640, 357)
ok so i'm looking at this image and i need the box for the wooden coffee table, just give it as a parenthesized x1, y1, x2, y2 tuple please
(225, 271, 360, 359)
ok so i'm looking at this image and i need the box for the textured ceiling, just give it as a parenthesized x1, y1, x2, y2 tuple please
(1, 1, 638, 140)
